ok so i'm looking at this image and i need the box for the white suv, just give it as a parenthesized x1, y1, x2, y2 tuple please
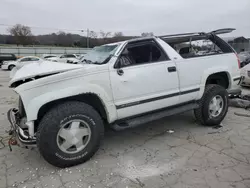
(7, 28, 241, 167)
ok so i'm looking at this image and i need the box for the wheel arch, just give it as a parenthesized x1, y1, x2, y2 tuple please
(37, 93, 110, 124)
(8, 64, 16, 69)
(205, 72, 230, 89)
(198, 68, 231, 99)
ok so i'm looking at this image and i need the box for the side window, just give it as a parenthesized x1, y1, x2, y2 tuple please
(20, 58, 30, 62)
(66, 54, 76, 58)
(30, 58, 40, 61)
(118, 41, 168, 68)
(60, 55, 66, 58)
(168, 38, 224, 59)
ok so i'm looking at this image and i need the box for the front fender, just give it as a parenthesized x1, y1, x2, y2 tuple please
(21, 84, 117, 123)
(198, 66, 231, 99)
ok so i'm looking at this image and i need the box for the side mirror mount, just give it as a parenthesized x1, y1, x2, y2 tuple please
(114, 58, 121, 69)
(121, 48, 129, 56)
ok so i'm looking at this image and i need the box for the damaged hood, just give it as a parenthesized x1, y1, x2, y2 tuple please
(9, 61, 83, 86)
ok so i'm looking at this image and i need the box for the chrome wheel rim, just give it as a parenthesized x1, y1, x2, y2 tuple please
(56, 119, 91, 154)
(209, 95, 224, 118)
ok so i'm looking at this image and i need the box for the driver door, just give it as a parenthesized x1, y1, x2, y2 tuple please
(110, 39, 180, 119)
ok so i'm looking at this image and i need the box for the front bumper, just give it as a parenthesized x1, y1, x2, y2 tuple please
(7, 108, 36, 146)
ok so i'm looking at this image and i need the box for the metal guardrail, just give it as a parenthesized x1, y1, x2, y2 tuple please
(0, 46, 92, 57)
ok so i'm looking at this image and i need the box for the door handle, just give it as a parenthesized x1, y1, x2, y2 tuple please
(168, 66, 176, 72)
(117, 69, 124, 76)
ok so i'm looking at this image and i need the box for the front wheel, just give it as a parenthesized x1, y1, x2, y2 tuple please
(8, 65, 15, 71)
(37, 101, 104, 168)
(194, 84, 228, 126)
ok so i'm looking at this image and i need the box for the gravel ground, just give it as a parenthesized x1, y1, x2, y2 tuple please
(1, 70, 250, 188)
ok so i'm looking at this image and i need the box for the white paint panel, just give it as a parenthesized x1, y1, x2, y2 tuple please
(110, 60, 180, 119)
(175, 53, 240, 103)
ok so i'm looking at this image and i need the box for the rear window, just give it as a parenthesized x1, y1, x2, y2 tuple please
(170, 39, 223, 59)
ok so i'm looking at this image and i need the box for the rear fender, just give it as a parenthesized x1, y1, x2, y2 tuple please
(198, 67, 231, 99)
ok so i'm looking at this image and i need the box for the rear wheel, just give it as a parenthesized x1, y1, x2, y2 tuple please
(194, 84, 228, 126)
(37, 101, 104, 168)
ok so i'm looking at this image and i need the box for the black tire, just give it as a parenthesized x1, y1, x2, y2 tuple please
(37, 101, 104, 168)
(194, 84, 228, 126)
(8, 65, 15, 71)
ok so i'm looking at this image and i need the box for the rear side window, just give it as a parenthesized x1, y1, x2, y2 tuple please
(166, 35, 234, 59)
(172, 39, 223, 59)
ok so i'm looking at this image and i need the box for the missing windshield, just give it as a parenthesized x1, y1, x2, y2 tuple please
(81, 44, 119, 64)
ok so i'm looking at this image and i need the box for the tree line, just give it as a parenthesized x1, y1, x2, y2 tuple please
(0, 24, 154, 47)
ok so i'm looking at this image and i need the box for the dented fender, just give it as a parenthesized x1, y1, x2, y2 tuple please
(19, 84, 117, 124)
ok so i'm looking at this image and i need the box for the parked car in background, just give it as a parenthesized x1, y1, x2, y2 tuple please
(67, 54, 86, 64)
(47, 54, 78, 63)
(238, 51, 250, 68)
(240, 59, 250, 86)
(240, 55, 250, 68)
(1, 56, 42, 71)
(0, 53, 17, 66)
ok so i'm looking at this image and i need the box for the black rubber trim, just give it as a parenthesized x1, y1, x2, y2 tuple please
(115, 100, 199, 123)
(116, 88, 200, 109)
(180, 88, 200, 95)
(233, 76, 241, 81)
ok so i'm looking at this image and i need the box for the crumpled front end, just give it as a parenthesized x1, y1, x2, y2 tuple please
(7, 97, 36, 147)
(9, 61, 83, 88)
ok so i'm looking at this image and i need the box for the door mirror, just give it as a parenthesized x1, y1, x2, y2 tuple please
(114, 59, 121, 69)
(117, 69, 124, 76)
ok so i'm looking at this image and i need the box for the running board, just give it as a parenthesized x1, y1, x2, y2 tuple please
(111, 102, 199, 131)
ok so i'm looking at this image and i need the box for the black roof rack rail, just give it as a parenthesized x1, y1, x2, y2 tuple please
(159, 32, 205, 38)
(210, 28, 236, 35)
(158, 28, 235, 39)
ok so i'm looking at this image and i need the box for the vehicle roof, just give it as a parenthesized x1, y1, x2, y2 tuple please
(101, 37, 157, 47)
(102, 28, 236, 46)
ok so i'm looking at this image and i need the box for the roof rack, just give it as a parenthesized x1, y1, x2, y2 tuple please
(158, 28, 235, 39)
(210, 28, 236, 35)
(159, 32, 205, 39)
